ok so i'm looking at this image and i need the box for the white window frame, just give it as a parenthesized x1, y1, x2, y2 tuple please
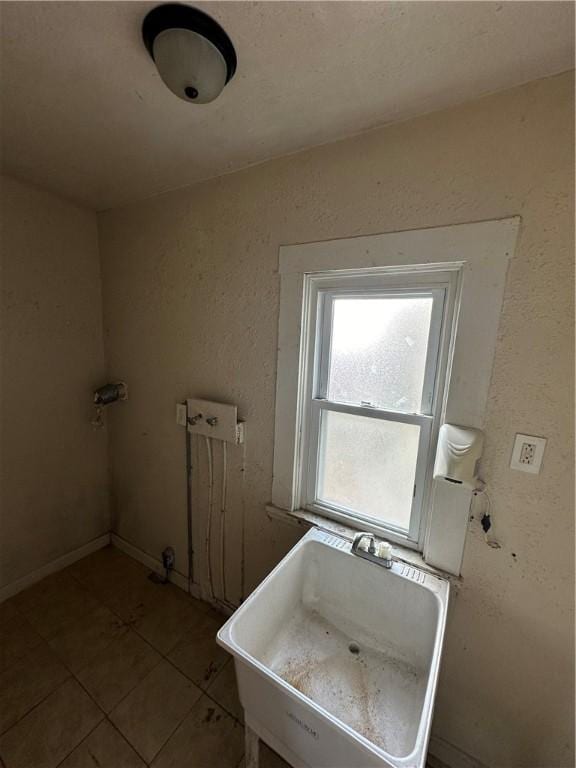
(300, 272, 457, 549)
(271, 218, 520, 573)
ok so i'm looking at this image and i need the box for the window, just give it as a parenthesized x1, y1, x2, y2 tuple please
(300, 271, 455, 546)
(271, 219, 520, 573)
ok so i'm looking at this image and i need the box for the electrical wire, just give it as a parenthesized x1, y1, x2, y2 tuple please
(189, 428, 240, 613)
(204, 436, 215, 599)
(473, 485, 501, 549)
(220, 440, 228, 604)
(185, 424, 194, 589)
(240, 438, 247, 602)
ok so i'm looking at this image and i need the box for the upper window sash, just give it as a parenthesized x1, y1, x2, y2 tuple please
(314, 286, 446, 417)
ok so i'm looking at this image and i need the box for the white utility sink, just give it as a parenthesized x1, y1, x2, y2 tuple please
(217, 528, 449, 768)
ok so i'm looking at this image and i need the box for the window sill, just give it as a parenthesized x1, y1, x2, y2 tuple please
(265, 503, 458, 582)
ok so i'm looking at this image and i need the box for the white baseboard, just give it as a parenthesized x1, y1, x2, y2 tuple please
(110, 536, 234, 616)
(428, 735, 487, 768)
(0, 534, 111, 603)
(188, 581, 203, 600)
(110, 533, 189, 593)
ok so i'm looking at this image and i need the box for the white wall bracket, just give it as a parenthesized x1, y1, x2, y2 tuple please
(185, 398, 244, 444)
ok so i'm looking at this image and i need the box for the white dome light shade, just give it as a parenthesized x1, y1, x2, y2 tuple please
(142, 4, 237, 105)
(153, 28, 227, 103)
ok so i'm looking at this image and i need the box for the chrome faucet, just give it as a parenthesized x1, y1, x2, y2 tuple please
(351, 532, 394, 569)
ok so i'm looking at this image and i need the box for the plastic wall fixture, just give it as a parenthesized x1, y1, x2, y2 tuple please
(433, 423, 484, 490)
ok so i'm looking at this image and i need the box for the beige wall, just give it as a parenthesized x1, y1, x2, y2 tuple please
(0, 176, 109, 589)
(99, 72, 574, 767)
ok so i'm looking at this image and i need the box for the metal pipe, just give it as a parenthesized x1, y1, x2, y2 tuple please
(185, 424, 194, 589)
(220, 440, 228, 604)
(204, 436, 215, 599)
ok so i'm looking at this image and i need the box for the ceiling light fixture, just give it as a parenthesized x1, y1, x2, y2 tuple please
(142, 3, 237, 104)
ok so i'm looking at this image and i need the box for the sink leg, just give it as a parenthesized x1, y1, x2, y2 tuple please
(245, 724, 260, 768)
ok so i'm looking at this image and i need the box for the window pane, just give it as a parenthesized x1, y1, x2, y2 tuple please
(317, 410, 420, 531)
(327, 295, 434, 413)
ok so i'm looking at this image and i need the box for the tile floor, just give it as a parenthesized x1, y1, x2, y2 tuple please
(0, 546, 289, 768)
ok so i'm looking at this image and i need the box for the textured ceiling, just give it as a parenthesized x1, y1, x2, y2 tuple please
(1, 1, 574, 210)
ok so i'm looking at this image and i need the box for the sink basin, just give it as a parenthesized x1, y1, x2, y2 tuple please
(217, 528, 449, 768)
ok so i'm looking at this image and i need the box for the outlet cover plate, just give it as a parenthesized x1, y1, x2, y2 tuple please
(510, 433, 547, 474)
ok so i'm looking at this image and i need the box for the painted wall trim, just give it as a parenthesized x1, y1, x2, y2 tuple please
(110, 533, 189, 592)
(0, 533, 110, 603)
(428, 734, 489, 768)
(272, 217, 521, 575)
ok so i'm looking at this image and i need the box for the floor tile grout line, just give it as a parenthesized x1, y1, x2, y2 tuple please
(127, 619, 238, 715)
(1, 677, 125, 768)
(74, 634, 163, 717)
(72, 638, 165, 719)
(91, 591, 245, 732)
(142, 685, 205, 767)
(202, 665, 244, 724)
(71, 572, 241, 764)
(54, 633, 166, 767)
(107, 618, 243, 731)
(209, 654, 233, 682)
(146, 680, 246, 768)
(95, 616, 245, 754)
(3, 550, 242, 766)
(39, 569, 165, 743)
(106, 713, 152, 766)
(52, 713, 107, 768)
(123, 613, 242, 724)
(64, 562, 174, 717)
(73, 554, 237, 714)
(159, 652, 243, 726)
(51, 621, 130, 679)
(114, 606, 248, 760)
(0, 671, 74, 739)
(0, 558, 143, 751)
(12, 583, 112, 646)
(105, 652, 165, 719)
(42, 593, 124, 643)
(17, 566, 149, 723)
(0, 598, 51, 672)
(78, 545, 220, 620)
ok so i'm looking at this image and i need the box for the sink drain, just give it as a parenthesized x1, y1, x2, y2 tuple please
(348, 642, 360, 655)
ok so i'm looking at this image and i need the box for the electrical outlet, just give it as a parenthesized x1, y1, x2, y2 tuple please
(510, 433, 546, 474)
(519, 442, 536, 465)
